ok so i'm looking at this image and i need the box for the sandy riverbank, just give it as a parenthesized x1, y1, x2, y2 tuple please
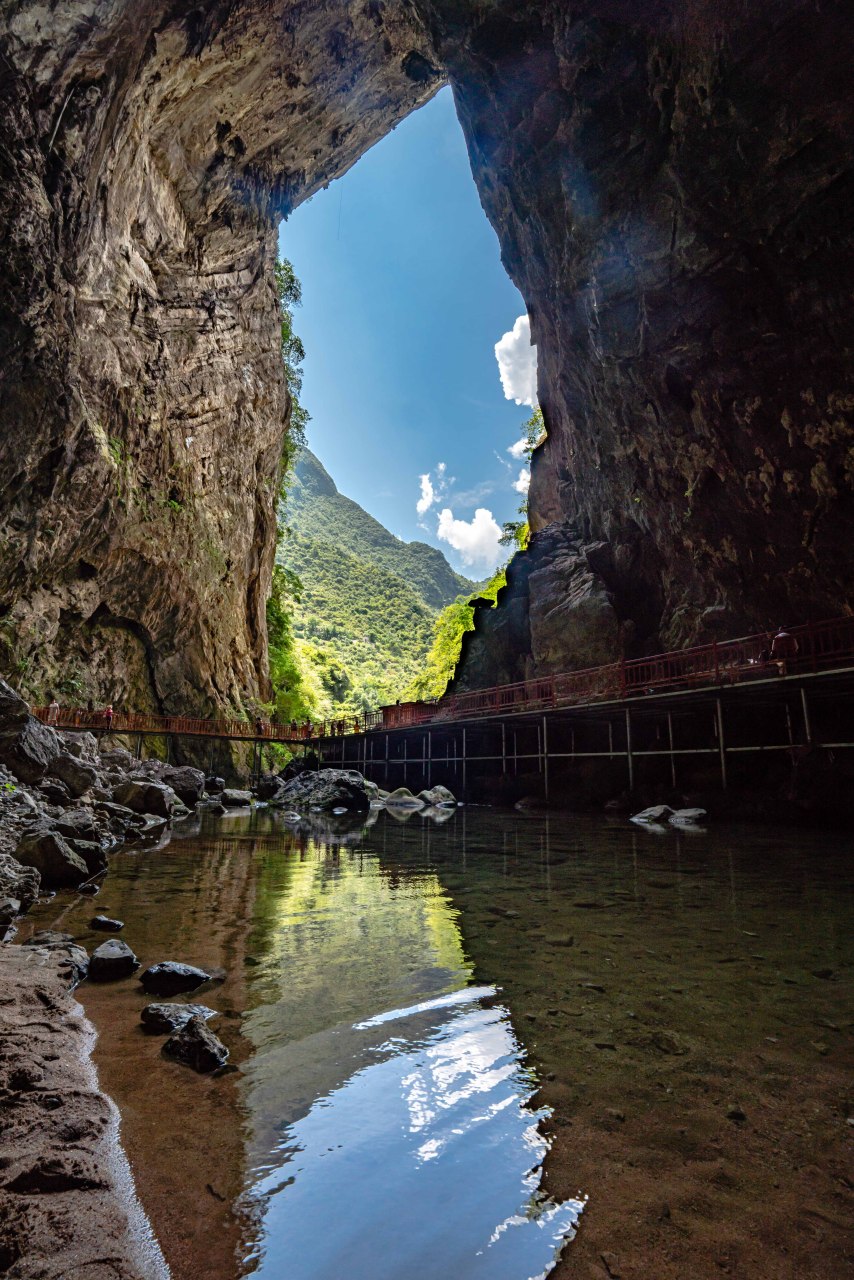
(0, 939, 169, 1279)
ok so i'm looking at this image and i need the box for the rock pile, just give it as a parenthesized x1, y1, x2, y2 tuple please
(0, 679, 211, 939)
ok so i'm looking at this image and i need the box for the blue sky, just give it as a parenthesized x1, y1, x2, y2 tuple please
(278, 86, 536, 575)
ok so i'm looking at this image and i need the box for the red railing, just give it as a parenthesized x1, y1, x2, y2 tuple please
(34, 616, 854, 744)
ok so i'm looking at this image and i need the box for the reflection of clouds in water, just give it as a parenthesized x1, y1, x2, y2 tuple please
(248, 990, 583, 1280)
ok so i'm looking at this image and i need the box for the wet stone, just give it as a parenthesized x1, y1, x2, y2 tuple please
(89, 939, 139, 981)
(140, 1003, 219, 1035)
(163, 1014, 229, 1073)
(140, 961, 212, 995)
(90, 915, 124, 932)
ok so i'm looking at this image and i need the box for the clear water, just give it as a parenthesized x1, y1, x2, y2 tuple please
(22, 805, 853, 1280)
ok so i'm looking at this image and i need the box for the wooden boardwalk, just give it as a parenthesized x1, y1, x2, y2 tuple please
(34, 617, 854, 794)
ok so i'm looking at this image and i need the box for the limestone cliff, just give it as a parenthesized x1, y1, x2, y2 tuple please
(0, 1, 441, 714)
(427, 0, 854, 682)
(1, 0, 852, 706)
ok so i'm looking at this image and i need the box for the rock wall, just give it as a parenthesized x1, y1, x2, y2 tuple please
(2, 0, 852, 703)
(426, 0, 854, 683)
(0, 1, 440, 714)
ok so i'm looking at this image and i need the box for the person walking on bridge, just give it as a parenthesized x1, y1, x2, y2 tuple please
(102, 703, 114, 734)
(46, 696, 60, 725)
(770, 626, 799, 675)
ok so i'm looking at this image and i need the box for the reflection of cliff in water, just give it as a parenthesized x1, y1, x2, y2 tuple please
(236, 817, 582, 1279)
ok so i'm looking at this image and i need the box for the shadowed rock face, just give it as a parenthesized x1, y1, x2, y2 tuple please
(428, 0, 854, 681)
(2, 0, 852, 704)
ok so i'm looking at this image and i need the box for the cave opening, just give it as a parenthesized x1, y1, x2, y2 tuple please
(271, 85, 541, 724)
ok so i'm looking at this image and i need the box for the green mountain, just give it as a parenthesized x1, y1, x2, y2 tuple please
(276, 448, 476, 716)
(286, 449, 474, 609)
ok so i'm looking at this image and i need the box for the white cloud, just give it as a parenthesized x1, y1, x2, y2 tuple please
(416, 462, 449, 520)
(513, 467, 530, 495)
(507, 438, 528, 459)
(495, 314, 538, 407)
(436, 507, 503, 569)
(416, 473, 435, 516)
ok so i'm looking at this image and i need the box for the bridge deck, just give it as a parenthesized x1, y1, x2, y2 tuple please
(33, 615, 854, 754)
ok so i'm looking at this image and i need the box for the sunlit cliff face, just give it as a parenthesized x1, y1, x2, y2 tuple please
(2, 0, 852, 705)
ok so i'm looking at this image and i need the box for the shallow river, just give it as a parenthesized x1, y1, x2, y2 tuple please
(24, 807, 853, 1280)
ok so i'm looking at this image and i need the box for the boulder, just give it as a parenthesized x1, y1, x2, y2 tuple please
(53, 808, 101, 841)
(22, 931, 89, 985)
(385, 787, 425, 810)
(0, 851, 40, 910)
(89, 939, 139, 981)
(36, 779, 71, 806)
(204, 775, 225, 794)
(67, 839, 108, 875)
(630, 805, 674, 824)
(58, 730, 99, 761)
(158, 765, 205, 807)
(90, 915, 124, 932)
(47, 752, 98, 799)
(100, 748, 135, 769)
(274, 769, 370, 813)
(417, 785, 457, 807)
(221, 789, 252, 806)
(0, 680, 61, 783)
(140, 961, 212, 996)
(14, 828, 88, 888)
(112, 779, 177, 818)
(254, 774, 285, 802)
(162, 1014, 229, 1073)
(140, 1003, 218, 1035)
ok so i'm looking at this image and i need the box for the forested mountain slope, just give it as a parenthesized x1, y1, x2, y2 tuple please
(286, 449, 473, 611)
(276, 449, 475, 715)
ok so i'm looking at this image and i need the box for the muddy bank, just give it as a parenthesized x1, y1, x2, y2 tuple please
(0, 939, 168, 1279)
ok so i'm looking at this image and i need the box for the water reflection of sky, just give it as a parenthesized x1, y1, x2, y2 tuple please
(240, 840, 583, 1280)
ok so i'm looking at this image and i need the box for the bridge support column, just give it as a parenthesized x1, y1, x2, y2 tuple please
(608, 721, 614, 758)
(501, 723, 506, 775)
(427, 731, 431, 787)
(716, 697, 728, 790)
(667, 713, 676, 788)
(462, 727, 467, 797)
(800, 688, 813, 745)
(542, 716, 549, 803)
(625, 709, 634, 791)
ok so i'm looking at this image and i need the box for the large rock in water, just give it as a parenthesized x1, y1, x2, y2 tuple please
(158, 766, 205, 808)
(273, 769, 370, 813)
(140, 962, 212, 996)
(89, 939, 140, 981)
(112, 780, 177, 819)
(162, 1014, 229, 1073)
(14, 827, 88, 888)
(0, 682, 60, 784)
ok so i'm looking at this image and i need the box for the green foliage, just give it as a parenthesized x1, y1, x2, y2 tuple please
(266, 563, 323, 722)
(500, 405, 544, 550)
(275, 257, 310, 477)
(404, 566, 507, 701)
(275, 448, 477, 718)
